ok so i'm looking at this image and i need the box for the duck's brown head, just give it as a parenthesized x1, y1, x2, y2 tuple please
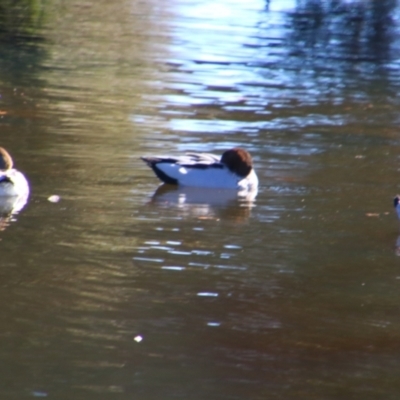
(221, 148, 253, 178)
(0, 147, 13, 170)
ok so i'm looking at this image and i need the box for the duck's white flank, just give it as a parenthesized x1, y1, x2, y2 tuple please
(141, 147, 258, 191)
(0, 147, 29, 197)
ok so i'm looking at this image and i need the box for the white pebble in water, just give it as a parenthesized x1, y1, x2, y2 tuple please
(47, 195, 61, 203)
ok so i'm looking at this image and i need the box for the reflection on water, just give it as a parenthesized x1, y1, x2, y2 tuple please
(0, 0, 46, 40)
(148, 184, 256, 221)
(0, 193, 29, 230)
(1, 0, 400, 399)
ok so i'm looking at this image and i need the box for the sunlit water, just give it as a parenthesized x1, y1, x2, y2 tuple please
(1, 0, 400, 399)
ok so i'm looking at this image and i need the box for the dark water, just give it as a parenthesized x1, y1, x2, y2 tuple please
(1, 0, 400, 399)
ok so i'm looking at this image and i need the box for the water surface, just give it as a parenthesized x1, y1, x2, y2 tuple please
(1, 0, 400, 399)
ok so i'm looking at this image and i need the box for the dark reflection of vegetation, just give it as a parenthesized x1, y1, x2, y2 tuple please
(0, 0, 46, 41)
(272, 0, 398, 64)
(0, 0, 47, 88)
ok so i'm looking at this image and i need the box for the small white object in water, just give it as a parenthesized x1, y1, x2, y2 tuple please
(47, 195, 60, 203)
(134, 335, 143, 343)
(197, 292, 219, 297)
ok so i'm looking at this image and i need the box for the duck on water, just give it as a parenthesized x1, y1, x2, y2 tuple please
(141, 147, 258, 193)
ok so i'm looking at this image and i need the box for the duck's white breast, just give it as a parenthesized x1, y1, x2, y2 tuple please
(238, 169, 258, 191)
(0, 170, 29, 197)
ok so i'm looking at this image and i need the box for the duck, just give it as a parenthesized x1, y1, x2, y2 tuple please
(141, 147, 258, 192)
(0, 147, 29, 197)
(394, 195, 400, 219)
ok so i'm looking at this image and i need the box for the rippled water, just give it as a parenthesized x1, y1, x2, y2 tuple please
(1, 0, 400, 399)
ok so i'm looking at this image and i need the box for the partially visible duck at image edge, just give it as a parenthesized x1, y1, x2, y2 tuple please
(0, 147, 29, 197)
(394, 195, 400, 219)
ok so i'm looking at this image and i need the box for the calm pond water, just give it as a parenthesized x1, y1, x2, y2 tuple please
(1, 0, 400, 399)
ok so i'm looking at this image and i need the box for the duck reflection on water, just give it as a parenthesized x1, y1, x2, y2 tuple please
(148, 184, 257, 222)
